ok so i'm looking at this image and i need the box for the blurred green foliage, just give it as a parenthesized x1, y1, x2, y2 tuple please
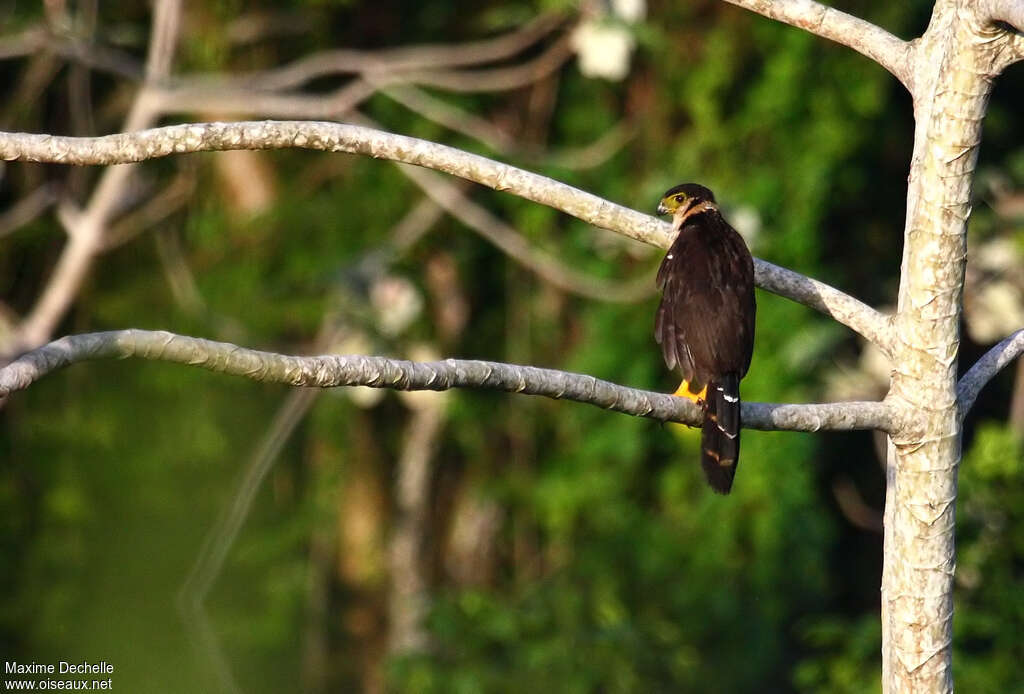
(1, 0, 1022, 692)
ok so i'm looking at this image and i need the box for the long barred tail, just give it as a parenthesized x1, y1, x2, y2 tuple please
(700, 373, 741, 494)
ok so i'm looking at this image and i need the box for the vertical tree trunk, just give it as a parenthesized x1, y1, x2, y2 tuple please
(882, 2, 1015, 690)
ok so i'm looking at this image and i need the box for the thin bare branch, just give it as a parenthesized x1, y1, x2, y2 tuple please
(721, 0, 914, 91)
(145, 0, 181, 79)
(0, 329, 894, 433)
(957, 328, 1024, 418)
(0, 120, 894, 349)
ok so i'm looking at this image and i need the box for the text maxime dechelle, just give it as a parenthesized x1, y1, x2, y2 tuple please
(4, 662, 114, 691)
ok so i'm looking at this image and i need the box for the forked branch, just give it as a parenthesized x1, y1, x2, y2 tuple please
(0, 330, 894, 433)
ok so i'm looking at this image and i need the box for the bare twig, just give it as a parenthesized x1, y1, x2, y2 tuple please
(721, 0, 914, 91)
(145, 0, 181, 79)
(0, 120, 894, 349)
(0, 329, 895, 433)
(958, 328, 1024, 418)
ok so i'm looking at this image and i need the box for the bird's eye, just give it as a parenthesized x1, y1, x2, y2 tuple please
(674, 195, 684, 203)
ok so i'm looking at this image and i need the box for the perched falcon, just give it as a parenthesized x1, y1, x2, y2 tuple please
(654, 183, 756, 494)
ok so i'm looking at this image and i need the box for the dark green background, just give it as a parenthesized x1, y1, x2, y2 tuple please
(2, 1, 1022, 691)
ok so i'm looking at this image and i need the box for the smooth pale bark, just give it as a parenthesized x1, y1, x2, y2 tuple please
(882, 2, 1021, 691)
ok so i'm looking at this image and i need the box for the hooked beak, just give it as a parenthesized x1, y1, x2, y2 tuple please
(656, 202, 669, 215)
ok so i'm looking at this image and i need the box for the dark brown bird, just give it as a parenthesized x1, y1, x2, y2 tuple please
(654, 183, 756, 494)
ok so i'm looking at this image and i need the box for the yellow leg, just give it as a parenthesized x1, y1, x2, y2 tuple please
(672, 380, 707, 404)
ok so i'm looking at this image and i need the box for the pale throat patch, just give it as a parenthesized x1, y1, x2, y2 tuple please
(674, 200, 719, 229)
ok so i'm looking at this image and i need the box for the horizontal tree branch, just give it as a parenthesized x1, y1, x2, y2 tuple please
(0, 330, 894, 433)
(0, 120, 895, 352)
(958, 328, 1024, 418)
(722, 0, 914, 91)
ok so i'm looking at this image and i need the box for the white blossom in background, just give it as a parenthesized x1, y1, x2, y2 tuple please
(571, 0, 646, 82)
(612, 0, 646, 23)
(371, 276, 423, 337)
(571, 22, 636, 81)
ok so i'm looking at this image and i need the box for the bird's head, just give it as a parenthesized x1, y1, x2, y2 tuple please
(656, 183, 717, 218)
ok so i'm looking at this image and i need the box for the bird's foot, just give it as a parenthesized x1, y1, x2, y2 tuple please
(673, 380, 707, 406)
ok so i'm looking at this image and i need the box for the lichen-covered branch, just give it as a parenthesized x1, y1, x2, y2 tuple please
(721, 0, 914, 90)
(0, 120, 893, 350)
(0, 330, 894, 433)
(958, 328, 1024, 418)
